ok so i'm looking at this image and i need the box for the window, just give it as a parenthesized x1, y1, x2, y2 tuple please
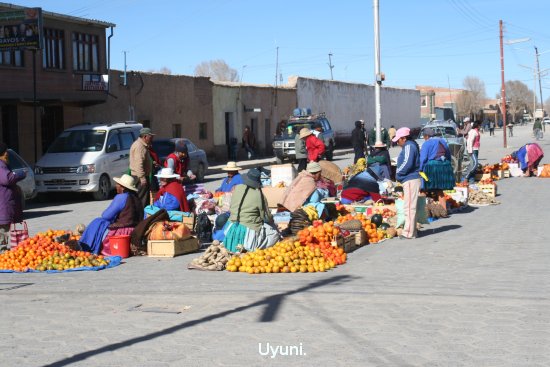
(172, 124, 181, 138)
(119, 131, 134, 150)
(421, 95, 427, 107)
(185, 139, 197, 152)
(106, 131, 120, 152)
(7, 151, 25, 169)
(72, 32, 99, 71)
(43, 28, 64, 69)
(199, 122, 207, 140)
(0, 50, 24, 67)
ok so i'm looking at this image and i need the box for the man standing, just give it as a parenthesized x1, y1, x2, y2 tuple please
(489, 120, 495, 136)
(130, 127, 155, 207)
(351, 120, 366, 163)
(294, 127, 308, 172)
(507, 122, 514, 137)
(393, 128, 421, 239)
(464, 121, 481, 184)
(242, 126, 256, 159)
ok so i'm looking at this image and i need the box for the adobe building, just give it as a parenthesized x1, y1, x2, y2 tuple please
(0, 2, 115, 163)
(416, 85, 464, 120)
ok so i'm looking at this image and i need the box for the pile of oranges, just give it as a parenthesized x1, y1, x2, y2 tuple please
(226, 237, 345, 274)
(0, 230, 107, 272)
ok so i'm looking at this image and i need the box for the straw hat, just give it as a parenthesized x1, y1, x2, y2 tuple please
(155, 167, 179, 179)
(299, 128, 313, 139)
(113, 174, 138, 191)
(374, 141, 387, 148)
(221, 161, 242, 171)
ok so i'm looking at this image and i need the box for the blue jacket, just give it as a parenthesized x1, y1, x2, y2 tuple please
(216, 173, 244, 193)
(396, 140, 421, 183)
(419, 137, 451, 171)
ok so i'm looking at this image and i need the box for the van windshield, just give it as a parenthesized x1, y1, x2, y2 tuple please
(48, 130, 107, 153)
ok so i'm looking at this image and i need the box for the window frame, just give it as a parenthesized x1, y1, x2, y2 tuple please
(72, 32, 100, 72)
(198, 122, 207, 140)
(0, 49, 24, 67)
(43, 28, 65, 70)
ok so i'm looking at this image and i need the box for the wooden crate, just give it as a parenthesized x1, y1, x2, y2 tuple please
(335, 234, 357, 253)
(147, 236, 199, 257)
(478, 184, 497, 198)
(351, 229, 368, 246)
(503, 170, 510, 178)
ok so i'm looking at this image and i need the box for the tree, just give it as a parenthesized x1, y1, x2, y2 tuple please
(194, 59, 239, 82)
(545, 96, 550, 115)
(456, 76, 487, 120)
(504, 80, 534, 122)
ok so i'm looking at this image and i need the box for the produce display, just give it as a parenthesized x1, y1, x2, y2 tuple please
(0, 230, 108, 272)
(302, 205, 319, 221)
(189, 241, 230, 270)
(468, 190, 500, 205)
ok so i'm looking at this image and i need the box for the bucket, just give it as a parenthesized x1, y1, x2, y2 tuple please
(109, 235, 131, 258)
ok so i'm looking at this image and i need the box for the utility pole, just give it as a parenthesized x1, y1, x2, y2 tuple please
(535, 46, 545, 114)
(328, 53, 334, 80)
(499, 20, 508, 148)
(121, 50, 128, 86)
(274, 46, 279, 107)
(373, 0, 382, 145)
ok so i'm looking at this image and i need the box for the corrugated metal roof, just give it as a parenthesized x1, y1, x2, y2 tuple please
(0, 2, 116, 28)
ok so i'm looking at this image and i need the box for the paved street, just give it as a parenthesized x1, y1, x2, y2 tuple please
(2, 124, 550, 366)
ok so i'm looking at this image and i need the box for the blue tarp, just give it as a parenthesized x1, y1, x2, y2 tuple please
(0, 256, 122, 274)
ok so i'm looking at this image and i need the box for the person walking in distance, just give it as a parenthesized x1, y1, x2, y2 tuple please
(489, 120, 495, 136)
(464, 121, 481, 184)
(393, 128, 421, 239)
(351, 120, 366, 163)
(0, 142, 26, 251)
(242, 126, 256, 159)
(130, 127, 155, 208)
(507, 122, 514, 137)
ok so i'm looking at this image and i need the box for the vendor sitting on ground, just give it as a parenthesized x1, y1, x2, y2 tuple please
(223, 168, 280, 253)
(419, 127, 455, 209)
(340, 166, 383, 204)
(367, 141, 392, 180)
(512, 143, 544, 177)
(216, 161, 244, 192)
(79, 174, 144, 255)
(152, 167, 190, 212)
(281, 162, 330, 217)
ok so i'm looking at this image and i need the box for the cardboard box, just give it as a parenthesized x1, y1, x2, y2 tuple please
(262, 186, 286, 208)
(147, 236, 200, 257)
(271, 164, 296, 187)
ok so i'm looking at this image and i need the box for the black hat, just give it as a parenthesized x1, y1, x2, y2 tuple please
(0, 142, 7, 155)
(355, 120, 363, 128)
(243, 168, 262, 189)
(174, 139, 188, 153)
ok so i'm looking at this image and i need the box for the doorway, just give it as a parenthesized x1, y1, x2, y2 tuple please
(225, 112, 235, 160)
(264, 118, 271, 156)
(1, 105, 19, 152)
(42, 106, 64, 153)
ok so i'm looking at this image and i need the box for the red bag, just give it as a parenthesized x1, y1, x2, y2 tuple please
(10, 221, 29, 248)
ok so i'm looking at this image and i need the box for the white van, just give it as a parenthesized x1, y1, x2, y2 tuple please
(34, 121, 143, 200)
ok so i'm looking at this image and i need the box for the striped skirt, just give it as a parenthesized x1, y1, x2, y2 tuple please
(423, 159, 455, 190)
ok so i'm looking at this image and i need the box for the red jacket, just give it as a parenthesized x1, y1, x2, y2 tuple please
(154, 181, 190, 212)
(305, 135, 325, 162)
(164, 153, 189, 177)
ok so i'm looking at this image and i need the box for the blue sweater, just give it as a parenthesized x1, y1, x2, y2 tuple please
(419, 137, 451, 171)
(216, 173, 244, 193)
(396, 140, 421, 183)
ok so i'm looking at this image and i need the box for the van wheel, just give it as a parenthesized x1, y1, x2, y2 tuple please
(93, 174, 111, 200)
(196, 163, 205, 182)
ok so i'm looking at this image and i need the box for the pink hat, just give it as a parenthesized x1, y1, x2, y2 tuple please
(392, 127, 411, 142)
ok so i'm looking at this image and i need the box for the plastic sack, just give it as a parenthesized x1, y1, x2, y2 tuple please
(148, 221, 192, 240)
(395, 196, 428, 228)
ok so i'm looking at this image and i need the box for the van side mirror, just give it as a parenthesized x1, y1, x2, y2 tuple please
(107, 144, 118, 153)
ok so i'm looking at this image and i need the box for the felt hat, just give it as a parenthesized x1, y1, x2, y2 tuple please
(392, 127, 411, 142)
(243, 168, 262, 189)
(140, 127, 155, 136)
(113, 174, 138, 191)
(306, 162, 322, 173)
(155, 167, 179, 179)
(299, 128, 313, 139)
(221, 161, 242, 171)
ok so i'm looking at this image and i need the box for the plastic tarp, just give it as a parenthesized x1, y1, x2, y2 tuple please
(0, 256, 122, 274)
(345, 171, 380, 193)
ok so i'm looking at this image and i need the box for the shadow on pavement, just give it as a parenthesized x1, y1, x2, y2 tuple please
(420, 224, 461, 237)
(42, 274, 358, 367)
(23, 210, 72, 220)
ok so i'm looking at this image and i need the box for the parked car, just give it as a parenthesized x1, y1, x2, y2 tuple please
(543, 117, 550, 125)
(34, 121, 143, 200)
(272, 111, 336, 163)
(7, 149, 36, 207)
(415, 119, 469, 181)
(152, 138, 209, 182)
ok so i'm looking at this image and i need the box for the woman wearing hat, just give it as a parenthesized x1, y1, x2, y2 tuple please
(152, 168, 190, 212)
(281, 162, 329, 218)
(367, 141, 392, 180)
(164, 139, 196, 183)
(216, 162, 244, 193)
(393, 127, 421, 239)
(223, 168, 280, 252)
(79, 174, 144, 254)
(300, 128, 325, 162)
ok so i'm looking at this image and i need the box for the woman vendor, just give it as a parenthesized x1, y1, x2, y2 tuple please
(152, 168, 190, 212)
(367, 141, 392, 180)
(223, 168, 280, 252)
(340, 166, 383, 204)
(79, 174, 144, 255)
(419, 127, 455, 209)
(216, 161, 244, 192)
(512, 143, 544, 177)
(281, 162, 330, 217)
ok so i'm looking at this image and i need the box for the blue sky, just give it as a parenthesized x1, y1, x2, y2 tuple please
(8, 0, 550, 98)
